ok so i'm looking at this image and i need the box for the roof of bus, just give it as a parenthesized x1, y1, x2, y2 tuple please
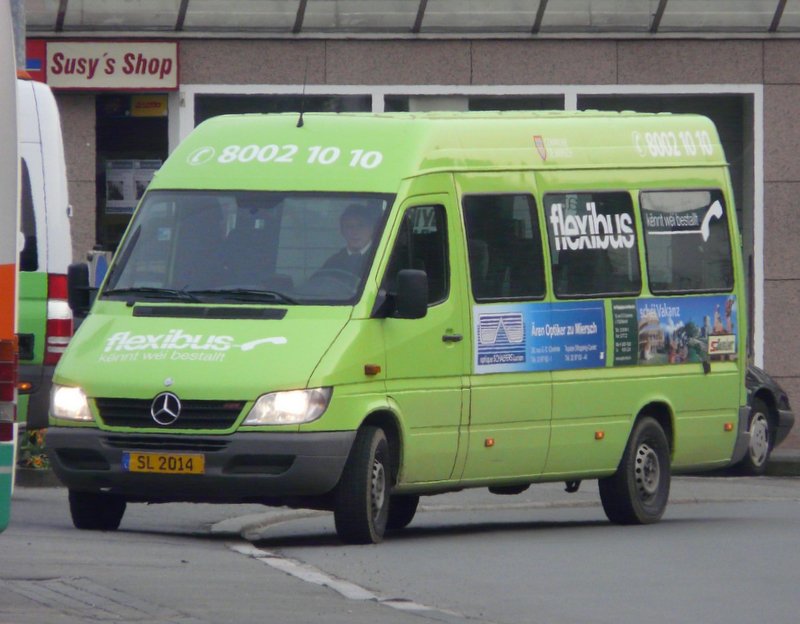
(151, 111, 727, 194)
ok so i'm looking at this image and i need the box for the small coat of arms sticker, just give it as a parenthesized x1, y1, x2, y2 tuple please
(533, 135, 547, 160)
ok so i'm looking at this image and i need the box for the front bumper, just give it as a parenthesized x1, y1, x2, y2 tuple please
(46, 427, 356, 503)
(19, 364, 55, 429)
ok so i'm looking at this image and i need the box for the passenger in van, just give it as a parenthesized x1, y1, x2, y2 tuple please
(321, 204, 380, 275)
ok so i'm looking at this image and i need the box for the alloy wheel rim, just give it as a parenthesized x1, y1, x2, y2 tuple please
(635, 442, 660, 499)
(749, 413, 769, 466)
(371, 458, 386, 519)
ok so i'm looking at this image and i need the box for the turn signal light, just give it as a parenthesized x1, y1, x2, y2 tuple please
(364, 364, 381, 376)
(724, 422, 734, 432)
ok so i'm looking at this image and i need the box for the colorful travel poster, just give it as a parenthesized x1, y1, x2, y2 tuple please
(635, 295, 737, 365)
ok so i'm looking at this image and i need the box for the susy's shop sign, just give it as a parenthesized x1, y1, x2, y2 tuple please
(43, 41, 178, 90)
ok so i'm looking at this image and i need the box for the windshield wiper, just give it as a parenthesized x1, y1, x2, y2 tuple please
(186, 288, 298, 305)
(102, 287, 201, 303)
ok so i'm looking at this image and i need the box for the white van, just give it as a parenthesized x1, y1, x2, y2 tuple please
(16, 77, 73, 430)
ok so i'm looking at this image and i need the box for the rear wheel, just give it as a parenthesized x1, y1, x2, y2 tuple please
(386, 494, 419, 531)
(599, 417, 670, 525)
(334, 426, 391, 544)
(738, 398, 772, 476)
(68, 490, 126, 531)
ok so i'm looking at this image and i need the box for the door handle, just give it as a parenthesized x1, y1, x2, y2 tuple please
(442, 333, 463, 343)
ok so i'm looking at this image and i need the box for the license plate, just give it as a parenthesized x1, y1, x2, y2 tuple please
(122, 452, 205, 475)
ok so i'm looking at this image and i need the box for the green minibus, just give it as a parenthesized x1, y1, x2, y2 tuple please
(49, 111, 749, 543)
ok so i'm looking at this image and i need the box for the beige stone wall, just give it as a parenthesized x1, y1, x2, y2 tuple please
(54, 92, 95, 263)
(56, 37, 800, 446)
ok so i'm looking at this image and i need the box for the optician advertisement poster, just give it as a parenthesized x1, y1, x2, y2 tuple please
(474, 302, 606, 374)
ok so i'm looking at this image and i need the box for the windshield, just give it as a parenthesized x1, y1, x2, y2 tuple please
(103, 190, 394, 305)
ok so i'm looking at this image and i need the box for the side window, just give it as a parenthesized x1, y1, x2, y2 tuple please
(640, 190, 733, 293)
(384, 205, 449, 305)
(462, 194, 545, 301)
(544, 191, 641, 298)
(19, 158, 38, 272)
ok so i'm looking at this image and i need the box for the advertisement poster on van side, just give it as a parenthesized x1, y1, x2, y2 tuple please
(474, 302, 605, 374)
(613, 295, 737, 365)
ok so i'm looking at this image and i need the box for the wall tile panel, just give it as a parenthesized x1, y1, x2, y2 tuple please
(764, 85, 800, 182)
(764, 41, 800, 84)
(180, 40, 326, 84)
(763, 280, 800, 377)
(325, 40, 470, 85)
(472, 40, 616, 85)
(763, 182, 800, 281)
(618, 41, 762, 84)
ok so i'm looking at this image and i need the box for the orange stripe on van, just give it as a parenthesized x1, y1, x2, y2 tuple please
(0, 264, 16, 336)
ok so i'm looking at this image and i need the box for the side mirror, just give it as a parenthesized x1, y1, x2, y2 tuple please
(67, 263, 92, 318)
(394, 269, 428, 319)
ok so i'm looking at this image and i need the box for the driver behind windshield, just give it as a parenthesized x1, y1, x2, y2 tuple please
(320, 204, 380, 275)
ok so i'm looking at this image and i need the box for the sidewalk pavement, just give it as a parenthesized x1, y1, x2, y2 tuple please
(764, 449, 800, 476)
(13, 449, 800, 489)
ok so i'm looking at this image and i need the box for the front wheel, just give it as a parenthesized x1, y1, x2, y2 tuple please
(334, 426, 391, 544)
(69, 490, 126, 531)
(599, 417, 671, 525)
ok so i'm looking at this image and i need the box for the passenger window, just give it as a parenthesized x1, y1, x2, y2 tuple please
(544, 191, 641, 298)
(383, 205, 449, 305)
(19, 158, 38, 272)
(640, 190, 733, 293)
(462, 194, 545, 301)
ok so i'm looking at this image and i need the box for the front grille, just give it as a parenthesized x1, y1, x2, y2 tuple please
(96, 398, 245, 430)
(104, 435, 229, 453)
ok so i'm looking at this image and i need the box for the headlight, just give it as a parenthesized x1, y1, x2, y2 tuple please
(243, 388, 332, 426)
(51, 385, 93, 421)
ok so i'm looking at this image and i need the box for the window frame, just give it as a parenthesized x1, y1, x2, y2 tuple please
(543, 189, 643, 300)
(461, 192, 547, 303)
(380, 203, 451, 309)
(639, 188, 735, 296)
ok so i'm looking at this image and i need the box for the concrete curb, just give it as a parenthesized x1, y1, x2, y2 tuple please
(764, 450, 800, 477)
(14, 467, 62, 488)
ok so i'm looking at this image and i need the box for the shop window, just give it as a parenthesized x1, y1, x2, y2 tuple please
(96, 94, 168, 251)
(462, 194, 545, 301)
(384, 94, 564, 113)
(545, 191, 641, 298)
(641, 190, 733, 294)
(194, 94, 371, 125)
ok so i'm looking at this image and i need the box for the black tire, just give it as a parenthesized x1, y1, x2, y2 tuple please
(386, 494, 419, 531)
(334, 426, 391, 544)
(68, 490, 126, 531)
(737, 397, 772, 476)
(599, 416, 671, 525)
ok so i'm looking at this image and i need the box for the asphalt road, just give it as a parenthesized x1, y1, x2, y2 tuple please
(2, 475, 800, 624)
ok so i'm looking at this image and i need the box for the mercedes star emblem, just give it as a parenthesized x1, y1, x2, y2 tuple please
(150, 392, 182, 426)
